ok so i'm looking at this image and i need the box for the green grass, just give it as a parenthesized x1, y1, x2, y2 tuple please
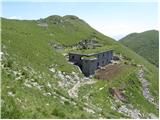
(71, 46, 113, 54)
(1, 15, 159, 118)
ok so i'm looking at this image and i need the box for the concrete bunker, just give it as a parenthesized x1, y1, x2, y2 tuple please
(69, 50, 113, 76)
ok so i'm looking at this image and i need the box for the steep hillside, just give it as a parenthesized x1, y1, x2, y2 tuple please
(119, 30, 159, 67)
(1, 15, 159, 119)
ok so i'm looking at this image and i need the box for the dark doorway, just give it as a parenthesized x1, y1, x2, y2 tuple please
(106, 59, 108, 64)
(97, 62, 99, 68)
(72, 56, 75, 59)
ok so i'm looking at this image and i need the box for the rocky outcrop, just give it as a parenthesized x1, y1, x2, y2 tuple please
(75, 39, 102, 50)
(48, 41, 64, 50)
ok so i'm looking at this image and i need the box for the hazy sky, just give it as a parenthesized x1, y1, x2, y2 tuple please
(1, 1, 158, 40)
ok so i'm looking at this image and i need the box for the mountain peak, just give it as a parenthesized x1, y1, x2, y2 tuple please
(44, 15, 80, 21)
(39, 15, 82, 24)
(63, 15, 79, 20)
(45, 15, 62, 20)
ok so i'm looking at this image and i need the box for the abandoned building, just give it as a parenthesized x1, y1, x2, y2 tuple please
(69, 50, 113, 76)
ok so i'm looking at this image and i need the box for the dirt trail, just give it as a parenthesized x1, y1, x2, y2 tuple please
(68, 78, 96, 98)
(68, 81, 80, 98)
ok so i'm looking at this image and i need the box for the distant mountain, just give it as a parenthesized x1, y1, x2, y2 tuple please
(119, 30, 159, 67)
(1, 15, 159, 119)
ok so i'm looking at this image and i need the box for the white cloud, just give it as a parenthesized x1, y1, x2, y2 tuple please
(8, 16, 24, 20)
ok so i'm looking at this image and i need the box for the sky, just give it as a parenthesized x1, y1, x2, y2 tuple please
(1, 1, 158, 40)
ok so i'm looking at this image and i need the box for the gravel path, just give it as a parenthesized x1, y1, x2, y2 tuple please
(68, 78, 96, 98)
(117, 104, 141, 119)
(137, 68, 158, 108)
(68, 81, 80, 98)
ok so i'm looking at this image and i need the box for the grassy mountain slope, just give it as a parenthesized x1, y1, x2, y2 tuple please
(1, 15, 159, 119)
(119, 30, 159, 67)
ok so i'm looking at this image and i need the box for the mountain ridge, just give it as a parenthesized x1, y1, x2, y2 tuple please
(119, 30, 159, 67)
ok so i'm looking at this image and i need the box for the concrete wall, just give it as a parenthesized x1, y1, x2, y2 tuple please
(94, 50, 113, 68)
(69, 53, 85, 66)
(81, 58, 97, 77)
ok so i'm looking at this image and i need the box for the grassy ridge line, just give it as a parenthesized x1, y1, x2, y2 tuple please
(119, 30, 159, 67)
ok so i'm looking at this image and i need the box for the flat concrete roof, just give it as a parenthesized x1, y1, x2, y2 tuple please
(69, 49, 113, 56)
(81, 56, 97, 60)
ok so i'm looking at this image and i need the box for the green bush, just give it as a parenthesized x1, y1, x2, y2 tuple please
(52, 108, 65, 118)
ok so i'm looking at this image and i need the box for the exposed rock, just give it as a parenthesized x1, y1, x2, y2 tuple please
(16, 98, 22, 103)
(57, 71, 65, 80)
(15, 76, 23, 80)
(46, 103, 49, 106)
(74, 39, 102, 50)
(112, 55, 120, 61)
(47, 82, 52, 88)
(37, 23, 48, 27)
(43, 92, 52, 96)
(68, 81, 80, 98)
(59, 95, 69, 102)
(62, 53, 67, 57)
(49, 67, 55, 73)
(24, 79, 43, 90)
(24, 80, 32, 88)
(49, 41, 63, 50)
(110, 98, 145, 119)
(83, 107, 95, 114)
(8, 91, 15, 97)
(117, 104, 141, 119)
(148, 113, 158, 119)
(118, 105, 158, 119)
(68, 78, 96, 98)
(0, 52, 4, 57)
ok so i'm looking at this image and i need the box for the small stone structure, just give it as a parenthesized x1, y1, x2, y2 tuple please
(69, 50, 113, 76)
